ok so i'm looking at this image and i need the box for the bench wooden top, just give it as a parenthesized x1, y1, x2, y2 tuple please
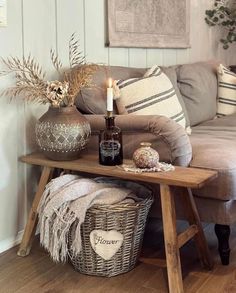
(20, 153, 217, 189)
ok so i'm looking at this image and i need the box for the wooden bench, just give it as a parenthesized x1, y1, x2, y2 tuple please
(18, 152, 217, 293)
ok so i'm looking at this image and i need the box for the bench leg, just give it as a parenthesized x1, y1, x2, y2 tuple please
(17, 166, 53, 257)
(160, 184, 184, 293)
(215, 224, 230, 265)
(179, 187, 214, 270)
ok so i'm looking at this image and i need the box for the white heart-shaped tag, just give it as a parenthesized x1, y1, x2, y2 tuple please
(90, 230, 124, 260)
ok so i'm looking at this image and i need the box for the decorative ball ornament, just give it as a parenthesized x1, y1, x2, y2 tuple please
(133, 142, 159, 168)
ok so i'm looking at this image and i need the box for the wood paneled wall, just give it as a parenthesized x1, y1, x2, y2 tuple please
(0, 0, 235, 252)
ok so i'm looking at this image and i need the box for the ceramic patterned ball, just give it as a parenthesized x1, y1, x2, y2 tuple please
(133, 142, 159, 168)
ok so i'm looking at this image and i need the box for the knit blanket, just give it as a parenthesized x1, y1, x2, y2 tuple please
(37, 174, 134, 263)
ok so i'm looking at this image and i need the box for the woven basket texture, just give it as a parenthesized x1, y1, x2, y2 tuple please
(68, 180, 153, 277)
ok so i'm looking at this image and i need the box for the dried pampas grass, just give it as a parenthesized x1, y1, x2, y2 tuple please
(0, 33, 98, 107)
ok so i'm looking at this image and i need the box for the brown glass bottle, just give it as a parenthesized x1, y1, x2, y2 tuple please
(99, 114, 123, 166)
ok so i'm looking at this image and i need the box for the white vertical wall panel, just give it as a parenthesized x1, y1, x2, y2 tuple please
(176, 49, 190, 65)
(56, 0, 85, 67)
(0, 0, 23, 243)
(129, 48, 147, 68)
(163, 50, 177, 66)
(109, 48, 129, 66)
(22, 0, 56, 152)
(189, 0, 202, 62)
(0, 101, 19, 242)
(84, 0, 109, 64)
(0, 2, 22, 56)
(146, 49, 164, 67)
(189, 0, 216, 63)
(23, 0, 57, 78)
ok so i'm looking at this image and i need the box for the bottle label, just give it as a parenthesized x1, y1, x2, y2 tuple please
(100, 140, 121, 157)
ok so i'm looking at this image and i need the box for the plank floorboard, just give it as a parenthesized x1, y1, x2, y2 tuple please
(0, 221, 236, 292)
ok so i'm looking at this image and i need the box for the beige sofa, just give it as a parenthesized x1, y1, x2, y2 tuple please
(76, 61, 236, 265)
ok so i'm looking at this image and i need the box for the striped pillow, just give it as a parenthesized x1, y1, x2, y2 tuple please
(217, 64, 236, 117)
(114, 66, 186, 128)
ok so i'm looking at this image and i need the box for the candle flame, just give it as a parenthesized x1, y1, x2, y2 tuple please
(108, 78, 113, 88)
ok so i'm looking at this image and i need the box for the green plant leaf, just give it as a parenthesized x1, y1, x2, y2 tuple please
(205, 1, 236, 49)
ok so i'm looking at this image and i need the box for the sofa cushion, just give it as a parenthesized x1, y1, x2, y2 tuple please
(217, 64, 236, 117)
(177, 62, 218, 126)
(190, 114, 236, 201)
(114, 66, 186, 128)
(76, 66, 146, 114)
(161, 65, 190, 127)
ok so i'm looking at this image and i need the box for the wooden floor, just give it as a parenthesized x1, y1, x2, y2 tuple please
(1, 221, 236, 293)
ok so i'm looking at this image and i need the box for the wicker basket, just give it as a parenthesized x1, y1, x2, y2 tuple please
(68, 185, 153, 277)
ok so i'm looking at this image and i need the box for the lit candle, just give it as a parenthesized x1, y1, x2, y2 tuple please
(107, 78, 113, 112)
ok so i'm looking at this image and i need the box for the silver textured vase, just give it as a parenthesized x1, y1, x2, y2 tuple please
(35, 106, 91, 161)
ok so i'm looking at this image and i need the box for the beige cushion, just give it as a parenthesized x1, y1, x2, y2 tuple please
(177, 62, 218, 126)
(217, 64, 236, 117)
(114, 66, 186, 128)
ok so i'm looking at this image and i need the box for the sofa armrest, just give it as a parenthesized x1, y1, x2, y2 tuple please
(85, 114, 192, 166)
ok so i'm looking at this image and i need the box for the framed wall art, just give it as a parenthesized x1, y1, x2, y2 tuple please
(107, 0, 190, 48)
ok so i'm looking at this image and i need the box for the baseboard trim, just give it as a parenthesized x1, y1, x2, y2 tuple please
(0, 230, 24, 254)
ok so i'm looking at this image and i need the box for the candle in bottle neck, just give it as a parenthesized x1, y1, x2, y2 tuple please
(107, 78, 113, 112)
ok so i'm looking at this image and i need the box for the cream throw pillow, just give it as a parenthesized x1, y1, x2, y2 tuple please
(114, 66, 186, 128)
(217, 64, 236, 117)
